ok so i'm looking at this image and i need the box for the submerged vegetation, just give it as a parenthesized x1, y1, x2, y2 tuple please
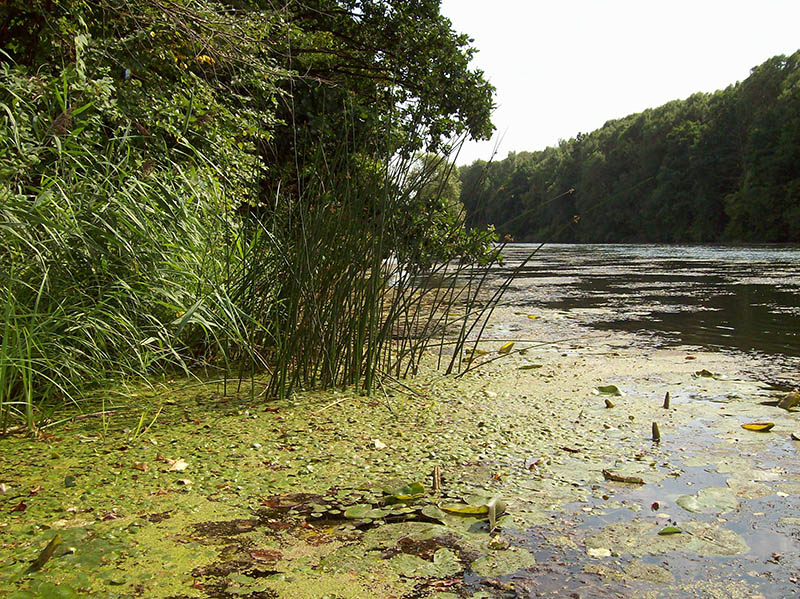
(461, 50, 800, 243)
(0, 0, 500, 431)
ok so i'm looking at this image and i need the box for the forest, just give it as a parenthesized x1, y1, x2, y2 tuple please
(459, 50, 800, 244)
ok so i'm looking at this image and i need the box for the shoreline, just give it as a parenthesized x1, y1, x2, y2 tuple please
(1, 306, 798, 598)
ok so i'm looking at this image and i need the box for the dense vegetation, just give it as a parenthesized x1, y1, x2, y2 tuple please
(461, 50, 800, 243)
(0, 0, 498, 431)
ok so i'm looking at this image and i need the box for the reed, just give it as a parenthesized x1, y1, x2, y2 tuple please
(0, 63, 502, 431)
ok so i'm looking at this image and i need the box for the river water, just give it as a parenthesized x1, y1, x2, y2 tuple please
(469, 244, 800, 597)
(490, 243, 800, 378)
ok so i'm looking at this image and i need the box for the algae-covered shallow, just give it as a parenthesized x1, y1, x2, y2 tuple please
(2, 302, 800, 598)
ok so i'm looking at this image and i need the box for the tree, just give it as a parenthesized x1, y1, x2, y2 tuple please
(459, 50, 800, 244)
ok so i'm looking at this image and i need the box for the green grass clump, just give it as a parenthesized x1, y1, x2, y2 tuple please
(0, 59, 501, 433)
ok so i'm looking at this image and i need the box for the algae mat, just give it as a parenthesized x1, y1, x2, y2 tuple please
(1, 306, 800, 598)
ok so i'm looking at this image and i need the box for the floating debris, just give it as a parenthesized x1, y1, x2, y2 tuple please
(602, 469, 644, 485)
(741, 422, 775, 432)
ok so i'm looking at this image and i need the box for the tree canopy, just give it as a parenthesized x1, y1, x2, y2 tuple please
(460, 50, 800, 244)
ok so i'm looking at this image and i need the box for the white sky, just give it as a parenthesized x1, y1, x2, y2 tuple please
(440, 0, 800, 165)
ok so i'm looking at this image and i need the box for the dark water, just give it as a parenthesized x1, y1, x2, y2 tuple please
(477, 244, 800, 598)
(495, 243, 800, 359)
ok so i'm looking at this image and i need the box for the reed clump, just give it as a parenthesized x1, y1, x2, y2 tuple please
(0, 59, 501, 432)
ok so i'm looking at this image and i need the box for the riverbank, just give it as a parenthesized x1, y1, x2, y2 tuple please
(1, 305, 798, 598)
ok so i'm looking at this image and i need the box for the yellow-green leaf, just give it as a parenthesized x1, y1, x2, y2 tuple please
(498, 342, 515, 354)
(440, 503, 489, 516)
(741, 422, 774, 432)
(595, 385, 622, 396)
(657, 526, 682, 536)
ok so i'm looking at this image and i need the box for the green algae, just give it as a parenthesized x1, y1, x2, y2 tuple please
(676, 486, 739, 514)
(470, 546, 535, 577)
(585, 519, 748, 558)
(583, 559, 675, 584)
(1, 310, 797, 598)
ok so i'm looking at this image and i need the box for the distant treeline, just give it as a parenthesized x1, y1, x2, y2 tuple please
(460, 50, 800, 243)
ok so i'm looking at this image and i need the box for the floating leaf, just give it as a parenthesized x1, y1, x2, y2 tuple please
(382, 481, 425, 504)
(741, 422, 774, 432)
(657, 526, 682, 536)
(791, 433, 800, 441)
(439, 503, 488, 516)
(587, 547, 611, 558)
(249, 549, 282, 563)
(602, 469, 644, 484)
(498, 342, 515, 354)
(132, 461, 149, 472)
(695, 369, 714, 377)
(518, 364, 542, 370)
(604, 398, 615, 408)
(595, 385, 622, 396)
(344, 504, 388, 520)
(421, 504, 448, 523)
(167, 458, 189, 472)
(677, 486, 738, 514)
(527, 315, 540, 320)
(9, 500, 27, 512)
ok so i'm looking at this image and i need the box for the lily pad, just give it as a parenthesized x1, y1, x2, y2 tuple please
(388, 548, 461, 578)
(657, 526, 682, 536)
(344, 504, 389, 520)
(421, 504, 448, 523)
(676, 487, 738, 514)
(440, 504, 489, 516)
(741, 422, 774, 432)
(595, 385, 622, 396)
(382, 481, 425, 504)
(471, 546, 535, 577)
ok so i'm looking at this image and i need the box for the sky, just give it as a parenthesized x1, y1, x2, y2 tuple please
(440, 0, 800, 165)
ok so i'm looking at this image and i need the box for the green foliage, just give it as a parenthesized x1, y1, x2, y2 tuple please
(0, 0, 499, 429)
(461, 50, 800, 244)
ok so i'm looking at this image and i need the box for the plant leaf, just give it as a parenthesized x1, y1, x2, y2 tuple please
(741, 422, 774, 432)
(439, 503, 488, 516)
(595, 385, 622, 396)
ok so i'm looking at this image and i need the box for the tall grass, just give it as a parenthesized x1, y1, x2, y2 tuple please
(0, 62, 502, 433)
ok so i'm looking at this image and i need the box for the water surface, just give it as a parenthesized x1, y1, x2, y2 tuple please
(494, 244, 800, 359)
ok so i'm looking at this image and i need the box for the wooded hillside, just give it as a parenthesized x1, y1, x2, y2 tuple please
(460, 50, 800, 243)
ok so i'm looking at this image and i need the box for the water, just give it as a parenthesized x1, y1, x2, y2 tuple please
(475, 243, 800, 597)
(494, 243, 800, 359)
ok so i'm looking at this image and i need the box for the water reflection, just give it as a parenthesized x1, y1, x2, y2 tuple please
(493, 244, 800, 358)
